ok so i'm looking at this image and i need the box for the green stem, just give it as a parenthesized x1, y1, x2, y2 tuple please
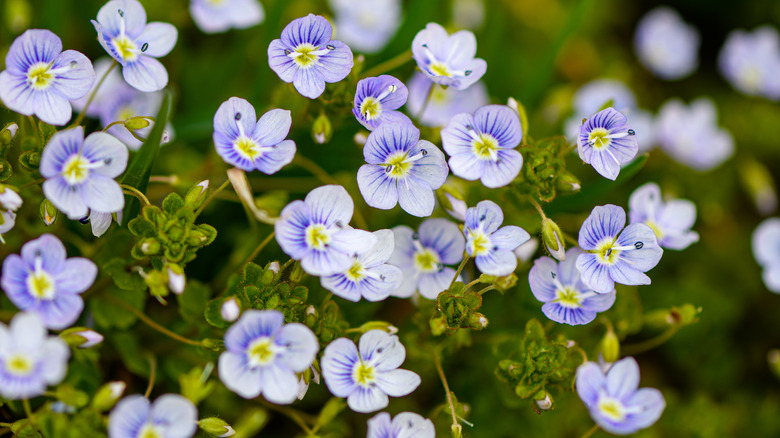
(144, 354, 157, 398)
(581, 424, 599, 438)
(22, 399, 33, 419)
(463, 278, 484, 292)
(121, 184, 151, 206)
(0, 423, 12, 428)
(103, 120, 126, 131)
(432, 349, 461, 437)
(257, 400, 313, 435)
(621, 325, 680, 356)
(529, 197, 547, 220)
(72, 61, 118, 127)
(449, 256, 470, 289)
(27, 115, 43, 148)
(101, 294, 202, 347)
(477, 285, 496, 295)
(194, 179, 231, 217)
(243, 232, 276, 267)
(415, 82, 436, 121)
(361, 49, 412, 78)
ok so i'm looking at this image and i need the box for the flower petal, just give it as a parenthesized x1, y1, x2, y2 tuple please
(576, 252, 615, 294)
(491, 225, 530, 250)
(252, 109, 292, 146)
(473, 104, 522, 147)
(123, 56, 168, 92)
(359, 330, 405, 371)
(97, 0, 147, 39)
(317, 40, 353, 83)
(305, 185, 354, 226)
(397, 176, 436, 217)
(465, 200, 503, 234)
(575, 362, 605, 407)
(347, 385, 388, 413)
(408, 141, 448, 189)
(150, 394, 198, 438)
(33, 90, 72, 126)
(43, 179, 88, 220)
(82, 131, 129, 178)
(578, 204, 626, 250)
(218, 351, 262, 398)
(292, 68, 326, 99)
(82, 175, 125, 214)
(375, 369, 420, 397)
(322, 338, 359, 397)
(480, 149, 523, 188)
(37, 294, 85, 330)
(418, 268, 455, 300)
(137, 22, 177, 58)
(357, 164, 399, 210)
(52, 50, 95, 100)
(360, 229, 396, 268)
(475, 249, 517, 276)
(418, 218, 465, 265)
(108, 395, 150, 438)
(0, 71, 35, 116)
(254, 139, 296, 175)
(54, 258, 97, 294)
(20, 233, 66, 272)
(529, 256, 559, 302)
(261, 364, 300, 404)
(268, 39, 298, 82)
(224, 310, 283, 351)
(275, 323, 319, 373)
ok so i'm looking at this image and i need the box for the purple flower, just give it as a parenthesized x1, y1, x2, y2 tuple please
(442, 105, 523, 188)
(577, 107, 638, 181)
(0, 29, 95, 126)
(40, 127, 128, 220)
(411, 23, 486, 90)
(388, 218, 465, 300)
(0, 211, 16, 242)
(190, 0, 264, 34)
(71, 57, 127, 119)
(322, 330, 420, 413)
(321, 229, 403, 302)
(564, 79, 636, 141)
(1, 234, 97, 330)
(108, 394, 198, 438)
(718, 26, 780, 100)
(92, 0, 178, 92)
(0, 185, 22, 241)
(0, 312, 69, 400)
(328, 0, 401, 54)
(753, 218, 780, 293)
(576, 205, 663, 294)
(275, 185, 377, 276)
(357, 122, 448, 217)
(213, 97, 296, 174)
(268, 14, 354, 99)
(367, 412, 435, 438)
(576, 357, 665, 435)
(464, 200, 530, 276)
(353, 75, 409, 131)
(628, 183, 699, 250)
(218, 310, 318, 403)
(406, 72, 488, 127)
(634, 7, 700, 80)
(530, 248, 616, 326)
(103, 87, 167, 150)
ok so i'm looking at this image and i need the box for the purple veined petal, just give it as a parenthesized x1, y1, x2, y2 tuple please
(444, 29, 478, 67)
(584, 147, 621, 181)
(218, 351, 263, 398)
(412, 23, 450, 63)
(97, 0, 148, 39)
(624, 387, 666, 431)
(321, 338, 359, 397)
(305, 185, 354, 226)
(372, 75, 408, 110)
(657, 199, 697, 233)
(20, 234, 67, 272)
(317, 40, 354, 83)
(605, 357, 641, 400)
(0, 72, 35, 116)
(465, 200, 503, 234)
(491, 225, 530, 250)
(452, 58, 487, 90)
(558, 248, 585, 285)
(347, 385, 389, 413)
(581, 290, 617, 313)
(578, 205, 626, 250)
(542, 302, 595, 326)
(254, 139, 296, 174)
(37, 294, 85, 330)
(387, 225, 415, 267)
(275, 322, 318, 373)
(6, 30, 63, 73)
(150, 394, 198, 438)
(262, 364, 300, 404)
(54, 258, 97, 294)
(33, 90, 72, 126)
(480, 149, 523, 188)
(89, 211, 113, 237)
(360, 229, 395, 268)
(375, 369, 420, 397)
(293, 66, 326, 99)
(82, 132, 129, 178)
(108, 395, 151, 438)
(419, 218, 465, 265)
(137, 22, 177, 58)
(448, 153, 485, 180)
(330, 229, 378, 261)
(408, 141, 448, 189)
(224, 0, 265, 29)
(393, 412, 435, 438)
(214, 97, 257, 142)
(92, 20, 124, 66)
(367, 412, 392, 438)
(267, 39, 298, 82)
(214, 135, 253, 170)
(226, 310, 284, 351)
(608, 262, 652, 287)
(42, 179, 88, 220)
(252, 109, 292, 146)
(360, 265, 402, 301)
(475, 249, 517, 276)
(1, 255, 32, 307)
(397, 176, 435, 217)
(359, 330, 405, 370)
(575, 362, 605, 407)
(616, 223, 663, 272)
(418, 268, 455, 300)
(281, 14, 333, 48)
(51, 50, 95, 100)
(575, 252, 615, 294)
(301, 248, 353, 276)
(363, 122, 420, 164)
(40, 337, 69, 384)
(441, 112, 477, 155)
(321, 273, 361, 301)
(82, 175, 125, 214)
(473, 105, 522, 147)
(123, 56, 168, 92)
(274, 201, 312, 260)
(528, 256, 559, 302)
(628, 182, 662, 224)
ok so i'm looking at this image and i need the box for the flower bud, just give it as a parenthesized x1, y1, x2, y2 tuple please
(541, 217, 565, 261)
(140, 238, 161, 255)
(429, 314, 447, 336)
(312, 113, 332, 144)
(0, 185, 22, 211)
(468, 312, 488, 330)
(507, 97, 528, 140)
(40, 199, 57, 226)
(534, 392, 553, 410)
(267, 261, 281, 274)
(0, 122, 18, 146)
(198, 418, 236, 437)
(91, 381, 126, 412)
(161, 130, 171, 144)
(769, 349, 780, 380)
(60, 327, 104, 349)
(556, 171, 581, 193)
(124, 116, 151, 130)
(356, 320, 398, 334)
(437, 185, 467, 221)
(187, 229, 209, 246)
(167, 264, 186, 295)
(304, 305, 318, 327)
(220, 297, 240, 322)
(184, 180, 210, 209)
(200, 338, 225, 351)
(599, 327, 620, 363)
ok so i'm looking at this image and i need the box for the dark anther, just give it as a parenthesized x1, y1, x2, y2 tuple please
(408, 421, 414, 428)
(420, 149, 428, 156)
(493, 246, 498, 251)
(69, 61, 77, 68)
(335, 220, 343, 228)
(551, 272, 556, 279)
(234, 112, 241, 121)
(327, 44, 335, 50)
(412, 232, 419, 241)
(605, 248, 612, 257)
(141, 42, 149, 52)
(117, 9, 124, 16)
(284, 49, 292, 55)
(385, 165, 394, 174)
(479, 214, 487, 221)
(379, 275, 386, 281)
(376, 347, 383, 353)
(34, 250, 42, 257)
(628, 129, 636, 136)
(634, 241, 644, 249)
(465, 70, 472, 76)
(79, 216, 90, 224)
(422, 44, 428, 48)
(437, 263, 444, 272)
(104, 158, 112, 165)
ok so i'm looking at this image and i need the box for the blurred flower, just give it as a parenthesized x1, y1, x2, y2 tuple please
(268, 14, 353, 99)
(463, 200, 530, 276)
(0, 211, 16, 243)
(329, 0, 401, 54)
(275, 185, 377, 276)
(190, 0, 264, 34)
(357, 122, 448, 217)
(576, 204, 663, 293)
(321, 229, 403, 302)
(1, 234, 97, 329)
(367, 412, 435, 438)
(0, 185, 21, 241)
(40, 127, 128, 219)
(530, 248, 616, 325)
(108, 394, 198, 438)
(718, 26, 780, 100)
(388, 218, 465, 299)
(218, 310, 318, 403)
(514, 238, 539, 263)
(167, 264, 185, 295)
(412, 23, 486, 90)
(322, 330, 420, 413)
(442, 104, 523, 188)
(0, 312, 69, 400)
(213, 97, 296, 174)
(353, 75, 409, 130)
(634, 7, 700, 80)
(71, 58, 128, 118)
(443, 191, 467, 222)
(92, 0, 178, 92)
(576, 357, 665, 435)
(452, 0, 485, 30)
(101, 88, 169, 150)
(753, 218, 780, 293)
(220, 297, 241, 322)
(577, 107, 638, 180)
(628, 182, 699, 250)
(406, 72, 488, 127)
(0, 29, 95, 125)
(654, 98, 734, 171)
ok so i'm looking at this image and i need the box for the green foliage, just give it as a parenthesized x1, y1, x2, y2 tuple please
(431, 282, 488, 335)
(513, 136, 575, 203)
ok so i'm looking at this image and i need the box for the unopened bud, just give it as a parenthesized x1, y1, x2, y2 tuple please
(124, 116, 151, 130)
(167, 264, 186, 295)
(161, 130, 171, 144)
(198, 418, 236, 437)
(534, 392, 553, 410)
(187, 230, 209, 246)
(91, 381, 126, 412)
(507, 97, 528, 140)
(556, 171, 581, 193)
(357, 320, 398, 334)
(220, 297, 240, 322)
(430, 314, 447, 336)
(0, 122, 18, 146)
(200, 338, 224, 351)
(739, 158, 778, 215)
(0, 185, 22, 211)
(437, 185, 467, 221)
(541, 217, 565, 261)
(267, 261, 281, 274)
(353, 131, 368, 145)
(40, 199, 57, 226)
(312, 114, 332, 144)
(140, 238, 161, 255)
(184, 180, 210, 209)
(769, 349, 780, 379)
(61, 327, 104, 349)
(599, 327, 620, 363)
(468, 312, 488, 330)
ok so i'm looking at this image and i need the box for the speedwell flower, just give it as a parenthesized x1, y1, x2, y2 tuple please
(329, 0, 402, 54)
(92, 0, 178, 92)
(275, 185, 377, 276)
(753, 218, 780, 293)
(108, 394, 198, 438)
(40, 126, 128, 220)
(218, 310, 318, 403)
(576, 357, 665, 435)
(634, 7, 700, 80)
(213, 97, 296, 174)
(353, 75, 409, 131)
(357, 122, 448, 217)
(718, 26, 780, 100)
(407, 72, 488, 127)
(322, 329, 421, 413)
(463, 200, 530, 276)
(628, 182, 699, 250)
(367, 412, 435, 438)
(577, 107, 638, 181)
(530, 248, 616, 326)
(268, 14, 354, 99)
(321, 229, 403, 302)
(576, 204, 663, 294)
(442, 104, 523, 188)
(190, 0, 264, 34)
(1, 234, 97, 329)
(0, 312, 70, 400)
(0, 29, 95, 126)
(411, 23, 486, 90)
(388, 218, 465, 299)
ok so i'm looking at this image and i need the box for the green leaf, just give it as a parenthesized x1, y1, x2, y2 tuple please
(103, 258, 146, 291)
(162, 192, 185, 215)
(177, 280, 211, 324)
(204, 297, 232, 329)
(90, 287, 146, 330)
(180, 366, 216, 406)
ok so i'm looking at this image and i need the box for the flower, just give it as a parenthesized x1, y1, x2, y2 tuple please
(353, 75, 410, 131)
(463, 200, 530, 276)
(267, 14, 354, 99)
(321, 229, 403, 302)
(322, 329, 421, 413)
(40, 126, 128, 220)
(628, 183, 699, 250)
(406, 72, 488, 127)
(577, 107, 638, 181)
(367, 412, 435, 438)
(108, 394, 198, 438)
(2, 234, 98, 329)
(92, 0, 178, 92)
(0, 312, 69, 400)
(328, 0, 402, 54)
(753, 218, 780, 293)
(634, 7, 700, 80)
(442, 191, 467, 222)
(218, 310, 319, 403)
(513, 238, 539, 264)
(0, 185, 23, 212)
(71, 57, 128, 119)
(411, 23, 486, 90)
(718, 26, 780, 100)
(654, 98, 734, 171)
(190, 0, 264, 34)
(388, 218, 465, 299)
(576, 357, 665, 435)
(275, 185, 377, 276)
(576, 205, 663, 293)
(213, 97, 296, 173)
(441, 105, 523, 188)
(529, 248, 616, 325)
(0, 29, 95, 125)
(357, 122, 448, 217)
(86, 209, 122, 238)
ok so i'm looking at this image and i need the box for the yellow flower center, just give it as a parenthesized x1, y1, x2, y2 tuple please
(345, 261, 365, 282)
(588, 127, 611, 149)
(431, 85, 448, 103)
(138, 424, 163, 438)
(594, 238, 619, 265)
(234, 136, 261, 160)
(248, 338, 275, 366)
(6, 354, 34, 376)
(553, 287, 582, 308)
(62, 155, 92, 185)
(306, 224, 330, 250)
(27, 270, 55, 300)
(384, 152, 412, 179)
(353, 361, 375, 386)
(597, 396, 627, 422)
(27, 63, 54, 90)
(430, 62, 451, 77)
(645, 220, 664, 240)
(468, 230, 491, 256)
(207, 0, 225, 5)
(112, 35, 139, 62)
(292, 43, 319, 68)
(414, 248, 440, 273)
(360, 97, 381, 120)
(472, 133, 499, 160)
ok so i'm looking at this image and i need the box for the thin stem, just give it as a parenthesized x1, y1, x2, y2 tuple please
(194, 179, 231, 217)
(148, 175, 180, 185)
(103, 120, 125, 132)
(581, 424, 599, 438)
(477, 285, 496, 295)
(72, 61, 118, 127)
(449, 256, 470, 289)
(27, 115, 42, 148)
(144, 354, 157, 398)
(361, 49, 412, 78)
(22, 399, 33, 419)
(121, 184, 151, 207)
(19, 178, 45, 190)
(432, 349, 461, 437)
(243, 232, 276, 267)
(0, 423, 12, 428)
(529, 197, 547, 220)
(621, 325, 680, 356)
(415, 82, 436, 121)
(463, 278, 484, 292)
(101, 294, 202, 347)
(257, 399, 313, 435)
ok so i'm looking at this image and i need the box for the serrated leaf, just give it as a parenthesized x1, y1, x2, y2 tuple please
(162, 192, 185, 215)
(128, 216, 156, 238)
